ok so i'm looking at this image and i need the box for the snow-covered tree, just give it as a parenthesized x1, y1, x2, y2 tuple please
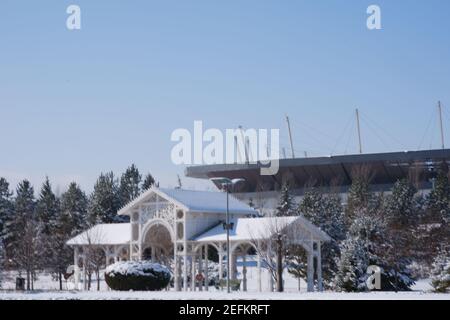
(119, 164, 142, 207)
(286, 245, 307, 291)
(53, 215, 73, 290)
(427, 167, 450, 224)
(0, 177, 14, 263)
(423, 167, 450, 265)
(384, 179, 419, 289)
(250, 217, 294, 292)
(10, 180, 42, 290)
(345, 167, 372, 225)
(385, 179, 417, 227)
(88, 172, 121, 224)
(36, 177, 59, 233)
(60, 182, 88, 235)
(298, 190, 346, 287)
(0, 237, 4, 288)
(334, 215, 414, 292)
(77, 226, 107, 291)
(298, 188, 323, 219)
(276, 183, 296, 217)
(117, 164, 143, 223)
(430, 248, 450, 293)
(334, 234, 368, 292)
(55, 182, 88, 290)
(36, 177, 60, 269)
(142, 173, 155, 191)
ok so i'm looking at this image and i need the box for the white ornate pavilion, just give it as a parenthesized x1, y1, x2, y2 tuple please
(67, 187, 330, 292)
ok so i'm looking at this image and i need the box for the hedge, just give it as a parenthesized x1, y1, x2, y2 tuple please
(105, 261, 171, 291)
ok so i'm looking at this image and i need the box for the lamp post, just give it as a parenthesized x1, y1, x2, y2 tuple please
(210, 177, 245, 293)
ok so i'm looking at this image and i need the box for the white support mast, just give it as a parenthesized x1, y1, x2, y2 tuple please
(356, 108, 363, 154)
(438, 101, 445, 149)
(238, 125, 250, 163)
(286, 115, 295, 158)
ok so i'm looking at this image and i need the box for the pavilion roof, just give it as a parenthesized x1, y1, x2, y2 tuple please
(118, 187, 257, 216)
(193, 216, 331, 243)
(67, 223, 130, 246)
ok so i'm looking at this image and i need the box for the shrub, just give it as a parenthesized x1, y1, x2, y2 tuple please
(431, 249, 450, 293)
(105, 261, 171, 291)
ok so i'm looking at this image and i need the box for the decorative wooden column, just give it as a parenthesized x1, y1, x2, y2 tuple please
(257, 254, 262, 292)
(82, 255, 87, 290)
(242, 254, 247, 292)
(191, 255, 196, 291)
(218, 244, 224, 281)
(174, 253, 180, 291)
(230, 250, 236, 280)
(74, 247, 80, 290)
(268, 269, 274, 292)
(199, 248, 203, 291)
(204, 244, 209, 291)
(307, 250, 314, 292)
(267, 243, 274, 292)
(183, 251, 188, 291)
(317, 241, 323, 292)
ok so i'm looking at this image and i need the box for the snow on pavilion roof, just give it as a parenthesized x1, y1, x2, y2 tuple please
(193, 216, 331, 242)
(66, 216, 330, 247)
(67, 223, 130, 246)
(118, 187, 257, 216)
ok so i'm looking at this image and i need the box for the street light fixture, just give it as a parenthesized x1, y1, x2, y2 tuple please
(210, 177, 245, 293)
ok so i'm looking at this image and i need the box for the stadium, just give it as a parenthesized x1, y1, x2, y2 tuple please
(186, 149, 450, 215)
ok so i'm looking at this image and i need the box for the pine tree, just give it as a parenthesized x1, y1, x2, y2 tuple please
(345, 170, 372, 225)
(384, 179, 418, 290)
(334, 235, 367, 292)
(88, 172, 121, 224)
(36, 177, 60, 269)
(335, 216, 385, 292)
(334, 215, 414, 292)
(60, 182, 88, 235)
(55, 182, 88, 290)
(423, 167, 450, 266)
(427, 167, 450, 224)
(10, 180, 42, 290)
(385, 179, 417, 225)
(117, 165, 142, 223)
(142, 173, 155, 191)
(298, 188, 323, 219)
(0, 177, 14, 262)
(119, 164, 142, 206)
(37, 177, 59, 234)
(430, 248, 450, 293)
(286, 245, 307, 291)
(0, 238, 4, 288)
(54, 210, 74, 290)
(276, 183, 296, 217)
(299, 189, 347, 287)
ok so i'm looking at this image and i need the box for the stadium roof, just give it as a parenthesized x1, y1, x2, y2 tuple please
(186, 149, 450, 192)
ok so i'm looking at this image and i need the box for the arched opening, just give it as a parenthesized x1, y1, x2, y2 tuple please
(141, 221, 174, 268)
(285, 244, 308, 291)
(231, 242, 259, 292)
(117, 247, 129, 262)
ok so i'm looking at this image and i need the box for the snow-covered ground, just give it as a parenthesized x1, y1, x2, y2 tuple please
(1, 290, 449, 300)
(1, 267, 448, 300)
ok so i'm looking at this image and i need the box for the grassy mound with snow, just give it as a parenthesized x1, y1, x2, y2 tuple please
(105, 261, 171, 291)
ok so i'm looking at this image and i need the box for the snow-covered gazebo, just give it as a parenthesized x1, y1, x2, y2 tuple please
(67, 187, 330, 292)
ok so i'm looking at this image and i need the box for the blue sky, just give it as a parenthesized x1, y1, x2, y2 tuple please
(1, 1, 450, 193)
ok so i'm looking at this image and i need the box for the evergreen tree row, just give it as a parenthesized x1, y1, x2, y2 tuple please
(0, 165, 156, 290)
(277, 163, 450, 292)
